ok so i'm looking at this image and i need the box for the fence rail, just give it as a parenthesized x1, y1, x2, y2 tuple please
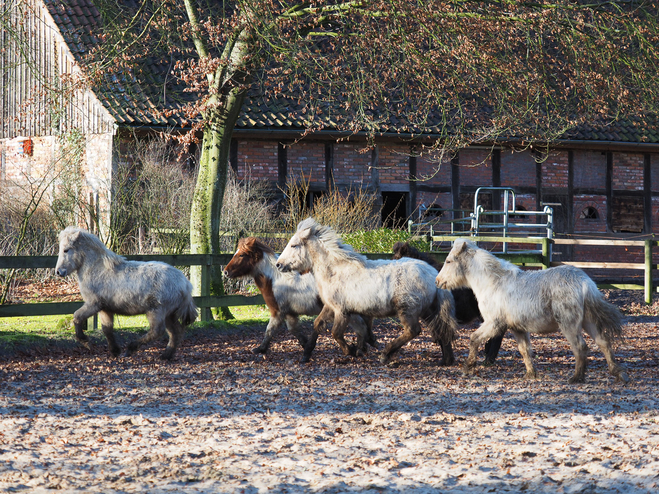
(1, 236, 657, 322)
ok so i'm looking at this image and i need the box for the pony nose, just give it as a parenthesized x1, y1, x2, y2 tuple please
(275, 262, 286, 272)
(56, 268, 67, 277)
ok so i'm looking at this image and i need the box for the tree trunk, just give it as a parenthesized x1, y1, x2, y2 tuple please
(189, 85, 247, 320)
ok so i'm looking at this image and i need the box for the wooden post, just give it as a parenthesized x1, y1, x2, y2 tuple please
(541, 237, 551, 270)
(200, 256, 211, 322)
(645, 239, 653, 305)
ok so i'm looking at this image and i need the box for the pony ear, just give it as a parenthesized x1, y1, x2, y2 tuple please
(68, 229, 82, 245)
(455, 239, 469, 255)
(298, 227, 313, 241)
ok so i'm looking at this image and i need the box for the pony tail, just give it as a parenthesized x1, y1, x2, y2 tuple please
(430, 289, 458, 345)
(178, 296, 199, 326)
(584, 287, 624, 343)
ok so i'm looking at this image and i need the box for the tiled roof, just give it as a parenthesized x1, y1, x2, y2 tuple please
(45, 0, 659, 145)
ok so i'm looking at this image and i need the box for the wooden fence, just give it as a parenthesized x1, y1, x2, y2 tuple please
(0, 236, 656, 324)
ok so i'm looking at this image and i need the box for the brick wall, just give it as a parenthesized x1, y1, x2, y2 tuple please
(612, 152, 644, 191)
(287, 141, 325, 185)
(541, 150, 569, 189)
(237, 140, 278, 181)
(415, 151, 451, 185)
(459, 149, 492, 186)
(333, 143, 372, 187)
(501, 149, 536, 188)
(378, 144, 410, 186)
(573, 195, 607, 233)
(573, 150, 607, 189)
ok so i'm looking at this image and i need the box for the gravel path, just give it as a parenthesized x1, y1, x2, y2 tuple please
(1, 305, 658, 493)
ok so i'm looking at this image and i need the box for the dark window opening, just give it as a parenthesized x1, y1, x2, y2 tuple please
(611, 196, 644, 233)
(382, 192, 408, 229)
(580, 206, 599, 220)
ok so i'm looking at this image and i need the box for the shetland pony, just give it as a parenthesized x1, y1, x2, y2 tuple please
(436, 238, 629, 383)
(224, 237, 375, 359)
(55, 227, 197, 360)
(276, 218, 457, 365)
(392, 241, 503, 364)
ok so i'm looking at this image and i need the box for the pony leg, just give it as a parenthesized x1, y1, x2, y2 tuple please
(583, 321, 630, 383)
(254, 314, 285, 354)
(72, 302, 101, 350)
(364, 317, 378, 349)
(330, 312, 357, 357)
(464, 320, 505, 374)
(348, 315, 370, 355)
(124, 311, 166, 358)
(380, 315, 422, 364)
(161, 314, 184, 361)
(303, 305, 334, 363)
(559, 325, 589, 383)
(510, 330, 538, 380)
(483, 334, 504, 365)
(98, 311, 121, 357)
(285, 315, 309, 349)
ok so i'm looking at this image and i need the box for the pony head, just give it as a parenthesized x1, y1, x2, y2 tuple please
(224, 237, 274, 278)
(276, 217, 317, 274)
(55, 227, 121, 277)
(56, 227, 88, 277)
(435, 238, 474, 290)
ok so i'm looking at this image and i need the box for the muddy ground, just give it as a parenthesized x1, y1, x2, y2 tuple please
(0, 290, 658, 493)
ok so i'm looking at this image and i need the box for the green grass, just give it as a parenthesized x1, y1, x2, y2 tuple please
(0, 305, 272, 353)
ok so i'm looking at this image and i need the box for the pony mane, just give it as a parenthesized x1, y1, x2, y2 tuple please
(298, 217, 365, 265)
(62, 227, 124, 269)
(471, 243, 520, 279)
(238, 237, 275, 257)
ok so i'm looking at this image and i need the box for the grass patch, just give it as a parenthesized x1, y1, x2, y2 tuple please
(0, 305, 272, 355)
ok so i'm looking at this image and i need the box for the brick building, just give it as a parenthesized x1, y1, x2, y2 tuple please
(2, 0, 659, 264)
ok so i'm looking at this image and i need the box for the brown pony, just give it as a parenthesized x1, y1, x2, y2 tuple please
(392, 241, 503, 364)
(224, 237, 375, 360)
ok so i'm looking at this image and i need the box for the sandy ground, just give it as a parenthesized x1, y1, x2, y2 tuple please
(1, 291, 658, 493)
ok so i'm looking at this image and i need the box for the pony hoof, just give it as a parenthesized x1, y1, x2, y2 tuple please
(524, 371, 540, 380)
(252, 346, 267, 355)
(159, 352, 175, 361)
(567, 374, 585, 384)
(379, 354, 392, 365)
(616, 371, 630, 383)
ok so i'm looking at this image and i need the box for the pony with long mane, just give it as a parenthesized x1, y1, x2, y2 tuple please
(392, 241, 503, 364)
(55, 227, 198, 360)
(224, 237, 375, 360)
(436, 238, 629, 383)
(276, 218, 457, 365)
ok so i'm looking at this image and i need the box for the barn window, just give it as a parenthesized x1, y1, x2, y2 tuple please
(611, 196, 644, 233)
(580, 206, 599, 220)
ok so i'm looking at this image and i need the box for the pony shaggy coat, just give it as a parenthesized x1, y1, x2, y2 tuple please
(392, 241, 503, 364)
(436, 239, 629, 383)
(223, 237, 374, 359)
(55, 227, 197, 360)
(277, 218, 457, 364)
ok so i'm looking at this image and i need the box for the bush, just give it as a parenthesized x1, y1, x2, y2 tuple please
(342, 228, 429, 253)
(283, 177, 381, 235)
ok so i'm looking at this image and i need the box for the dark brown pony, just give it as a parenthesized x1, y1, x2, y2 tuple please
(224, 237, 374, 360)
(392, 241, 503, 364)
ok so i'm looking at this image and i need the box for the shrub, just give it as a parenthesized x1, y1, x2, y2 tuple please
(342, 228, 429, 253)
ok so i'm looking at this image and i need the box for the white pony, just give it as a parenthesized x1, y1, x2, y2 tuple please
(276, 218, 457, 365)
(223, 237, 374, 361)
(55, 227, 197, 360)
(436, 238, 629, 383)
